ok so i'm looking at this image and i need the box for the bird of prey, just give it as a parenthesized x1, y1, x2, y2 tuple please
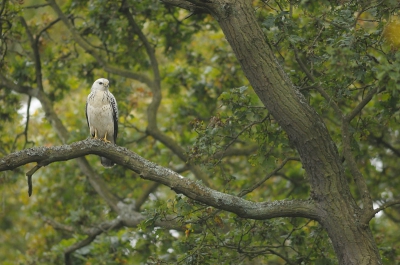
(86, 78, 118, 167)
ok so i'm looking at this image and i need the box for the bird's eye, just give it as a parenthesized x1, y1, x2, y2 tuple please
(99, 82, 103, 85)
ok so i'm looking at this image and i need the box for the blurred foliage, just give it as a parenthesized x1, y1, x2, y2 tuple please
(0, 0, 400, 264)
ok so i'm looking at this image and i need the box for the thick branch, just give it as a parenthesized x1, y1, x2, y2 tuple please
(0, 139, 319, 221)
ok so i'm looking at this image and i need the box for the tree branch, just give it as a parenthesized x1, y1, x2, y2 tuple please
(39, 213, 75, 233)
(341, 87, 379, 212)
(161, 0, 208, 13)
(26, 163, 42, 196)
(341, 121, 373, 212)
(344, 87, 379, 123)
(39, 204, 183, 262)
(362, 198, 400, 224)
(212, 144, 258, 160)
(237, 157, 300, 197)
(63, 217, 122, 265)
(19, 16, 44, 91)
(0, 139, 319, 221)
(369, 134, 400, 158)
(134, 182, 160, 211)
(281, 14, 343, 119)
(11, 95, 34, 152)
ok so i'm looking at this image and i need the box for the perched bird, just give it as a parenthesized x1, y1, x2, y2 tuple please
(86, 78, 118, 167)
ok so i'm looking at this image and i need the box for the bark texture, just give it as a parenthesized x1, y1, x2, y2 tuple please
(160, 0, 382, 264)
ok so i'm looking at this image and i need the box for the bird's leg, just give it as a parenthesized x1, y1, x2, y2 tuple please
(102, 131, 111, 143)
(93, 129, 98, 139)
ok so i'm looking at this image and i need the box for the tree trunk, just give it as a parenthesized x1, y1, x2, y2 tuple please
(201, 0, 381, 264)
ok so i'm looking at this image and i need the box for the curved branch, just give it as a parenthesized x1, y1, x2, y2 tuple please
(362, 198, 400, 224)
(0, 139, 319, 221)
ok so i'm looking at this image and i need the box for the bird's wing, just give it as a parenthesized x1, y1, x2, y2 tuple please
(85, 98, 90, 129)
(109, 92, 118, 142)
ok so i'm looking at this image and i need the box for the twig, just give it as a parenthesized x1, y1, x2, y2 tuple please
(362, 198, 400, 224)
(369, 134, 400, 158)
(23, 3, 50, 9)
(19, 16, 44, 91)
(290, 37, 343, 118)
(11, 96, 34, 152)
(64, 234, 97, 265)
(344, 87, 379, 123)
(38, 213, 75, 233)
(26, 164, 43, 197)
(237, 157, 300, 197)
(135, 182, 160, 211)
(214, 115, 269, 166)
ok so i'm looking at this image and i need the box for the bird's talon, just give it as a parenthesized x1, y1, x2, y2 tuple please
(102, 131, 111, 143)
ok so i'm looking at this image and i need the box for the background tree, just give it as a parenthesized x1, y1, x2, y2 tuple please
(1, 0, 400, 264)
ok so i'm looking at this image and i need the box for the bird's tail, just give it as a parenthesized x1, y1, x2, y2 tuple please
(101, 156, 115, 168)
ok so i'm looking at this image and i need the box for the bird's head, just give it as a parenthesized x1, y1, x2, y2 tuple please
(91, 78, 110, 91)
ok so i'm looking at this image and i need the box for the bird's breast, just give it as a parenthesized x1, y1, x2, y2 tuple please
(87, 91, 109, 107)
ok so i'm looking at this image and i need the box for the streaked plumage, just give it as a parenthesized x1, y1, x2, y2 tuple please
(86, 78, 118, 167)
